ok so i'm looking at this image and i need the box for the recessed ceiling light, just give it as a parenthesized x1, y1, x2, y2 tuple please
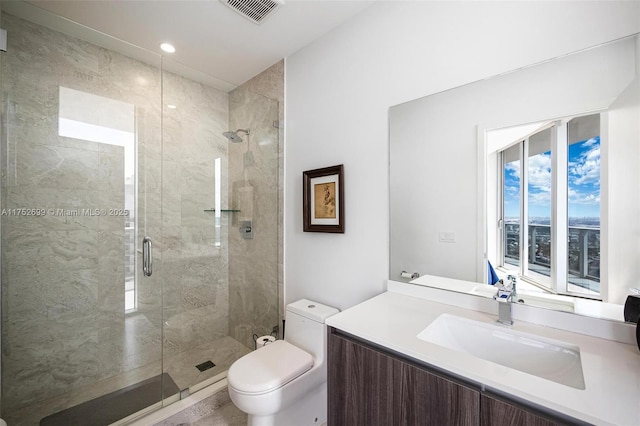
(167, 104, 177, 109)
(160, 43, 175, 53)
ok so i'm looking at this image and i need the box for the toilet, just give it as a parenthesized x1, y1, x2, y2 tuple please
(228, 299, 339, 426)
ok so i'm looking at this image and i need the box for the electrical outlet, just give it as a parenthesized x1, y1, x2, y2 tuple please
(439, 231, 456, 243)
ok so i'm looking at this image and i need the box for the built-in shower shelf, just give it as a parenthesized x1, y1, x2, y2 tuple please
(203, 209, 241, 213)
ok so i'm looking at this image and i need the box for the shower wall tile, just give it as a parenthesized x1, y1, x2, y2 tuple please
(3, 312, 126, 409)
(14, 141, 101, 189)
(1, 13, 162, 415)
(228, 64, 282, 348)
(180, 196, 214, 228)
(179, 257, 228, 310)
(97, 148, 125, 191)
(160, 67, 230, 378)
(4, 186, 99, 230)
(180, 162, 215, 196)
(98, 256, 126, 315)
(162, 72, 228, 166)
(235, 60, 284, 103)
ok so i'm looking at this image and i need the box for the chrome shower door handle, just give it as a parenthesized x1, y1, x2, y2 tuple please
(142, 236, 153, 277)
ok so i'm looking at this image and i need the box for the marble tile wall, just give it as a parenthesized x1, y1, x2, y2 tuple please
(235, 61, 285, 335)
(0, 13, 164, 415)
(228, 62, 283, 348)
(159, 70, 231, 366)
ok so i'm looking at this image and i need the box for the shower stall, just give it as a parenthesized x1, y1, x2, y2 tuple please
(0, 4, 281, 425)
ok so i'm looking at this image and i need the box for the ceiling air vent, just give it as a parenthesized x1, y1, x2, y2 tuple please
(221, 0, 284, 24)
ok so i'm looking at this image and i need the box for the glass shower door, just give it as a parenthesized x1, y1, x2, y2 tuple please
(158, 71, 281, 395)
(0, 10, 168, 425)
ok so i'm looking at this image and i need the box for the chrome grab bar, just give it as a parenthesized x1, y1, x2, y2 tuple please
(142, 236, 152, 277)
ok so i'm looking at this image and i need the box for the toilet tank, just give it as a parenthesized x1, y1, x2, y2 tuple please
(285, 299, 339, 357)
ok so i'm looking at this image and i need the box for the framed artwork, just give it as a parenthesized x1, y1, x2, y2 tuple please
(303, 164, 344, 233)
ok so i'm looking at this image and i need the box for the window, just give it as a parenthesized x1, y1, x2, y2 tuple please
(566, 115, 601, 295)
(502, 143, 521, 268)
(497, 114, 600, 298)
(59, 86, 138, 311)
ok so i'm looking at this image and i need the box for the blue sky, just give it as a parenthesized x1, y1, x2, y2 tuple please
(504, 136, 600, 220)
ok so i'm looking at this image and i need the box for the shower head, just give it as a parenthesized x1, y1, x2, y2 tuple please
(223, 128, 250, 143)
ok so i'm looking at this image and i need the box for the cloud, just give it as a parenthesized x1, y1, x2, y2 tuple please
(505, 161, 520, 179)
(502, 137, 600, 216)
(504, 152, 551, 207)
(505, 185, 519, 196)
(528, 152, 551, 194)
(569, 187, 600, 205)
(569, 138, 600, 187)
(528, 190, 550, 205)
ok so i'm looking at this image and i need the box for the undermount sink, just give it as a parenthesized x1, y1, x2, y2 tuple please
(417, 314, 585, 390)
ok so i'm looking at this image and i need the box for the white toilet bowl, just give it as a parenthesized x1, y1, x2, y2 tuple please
(227, 299, 338, 426)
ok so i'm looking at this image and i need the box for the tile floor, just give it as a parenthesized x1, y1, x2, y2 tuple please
(153, 388, 246, 426)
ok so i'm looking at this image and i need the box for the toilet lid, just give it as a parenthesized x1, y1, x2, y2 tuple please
(228, 340, 314, 395)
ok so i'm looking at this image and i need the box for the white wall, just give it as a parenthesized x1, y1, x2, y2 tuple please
(285, 1, 640, 311)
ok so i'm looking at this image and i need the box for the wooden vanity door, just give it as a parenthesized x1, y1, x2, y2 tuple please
(480, 395, 566, 426)
(328, 329, 479, 426)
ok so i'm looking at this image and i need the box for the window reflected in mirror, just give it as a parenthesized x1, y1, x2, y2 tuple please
(495, 114, 600, 299)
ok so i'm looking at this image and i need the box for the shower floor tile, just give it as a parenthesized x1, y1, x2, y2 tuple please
(164, 336, 251, 391)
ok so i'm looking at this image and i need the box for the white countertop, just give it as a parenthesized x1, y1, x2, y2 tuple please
(326, 289, 640, 426)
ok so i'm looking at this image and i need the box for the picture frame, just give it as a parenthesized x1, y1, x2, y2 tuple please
(303, 164, 344, 233)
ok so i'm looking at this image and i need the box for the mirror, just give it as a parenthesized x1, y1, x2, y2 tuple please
(389, 34, 640, 323)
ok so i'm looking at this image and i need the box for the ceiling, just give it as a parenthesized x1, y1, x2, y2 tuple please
(3, 0, 374, 91)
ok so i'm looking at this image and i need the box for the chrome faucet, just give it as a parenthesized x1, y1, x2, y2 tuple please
(494, 279, 514, 326)
(507, 274, 518, 299)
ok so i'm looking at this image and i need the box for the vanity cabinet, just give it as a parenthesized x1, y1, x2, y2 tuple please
(328, 328, 570, 426)
(480, 395, 563, 426)
(328, 329, 479, 425)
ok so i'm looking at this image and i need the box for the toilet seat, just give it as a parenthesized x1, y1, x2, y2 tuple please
(228, 340, 313, 395)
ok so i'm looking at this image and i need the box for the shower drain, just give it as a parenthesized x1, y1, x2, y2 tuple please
(196, 360, 216, 372)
